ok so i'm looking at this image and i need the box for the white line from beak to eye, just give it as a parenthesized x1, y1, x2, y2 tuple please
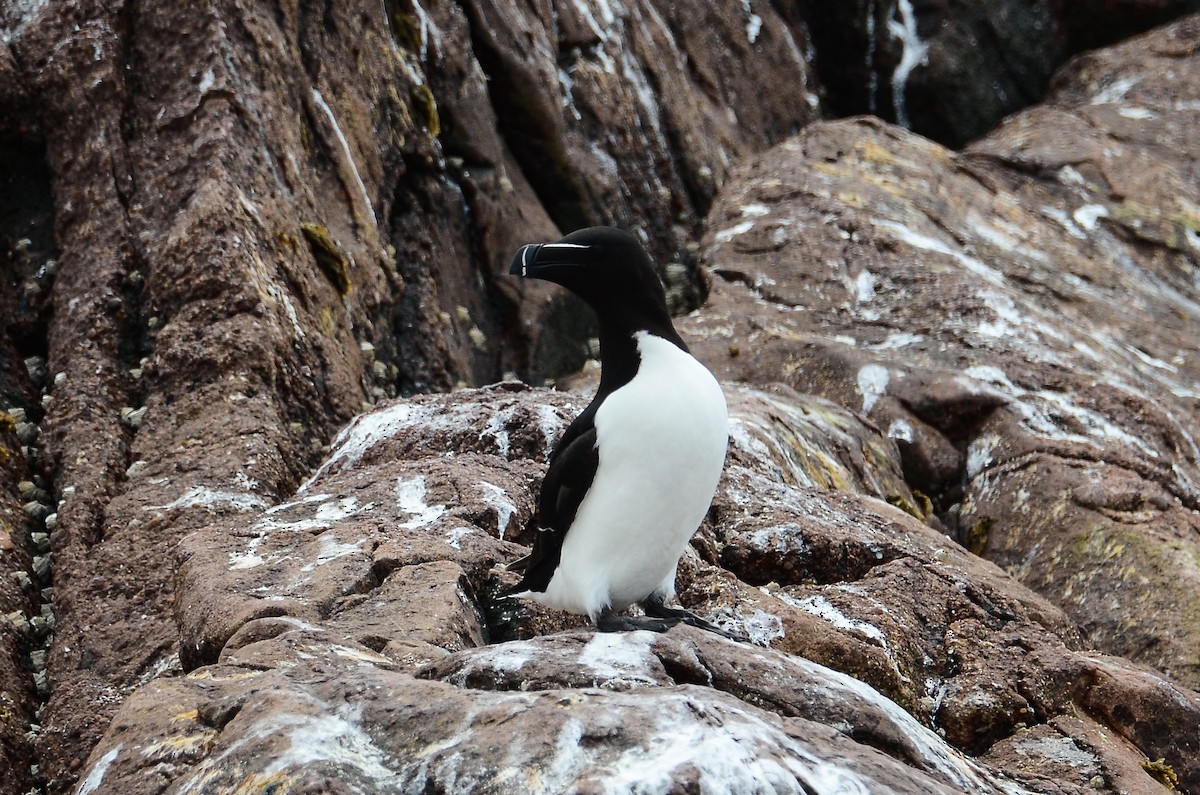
(542, 243, 589, 249)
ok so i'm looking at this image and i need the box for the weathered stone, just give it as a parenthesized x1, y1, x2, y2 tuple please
(149, 377, 1200, 793)
(0, 0, 826, 787)
(4, 0, 1200, 792)
(174, 384, 575, 671)
(74, 630, 995, 795)
(684, 19, 1200, 694)
(798, 0, 1200, 147)
(0, 224, 42, 795)
(0, 422, 37, 795)
(445, 0, 823, 381)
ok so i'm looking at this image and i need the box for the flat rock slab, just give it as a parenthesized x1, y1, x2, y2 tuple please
(78, 627, 988, 795)
(77, 381, 1200, 793)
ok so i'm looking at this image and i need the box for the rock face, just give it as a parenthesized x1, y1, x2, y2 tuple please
(77, 383, 1200, 793)
(414, 0, 821, 382)
(0, 421, 37, 794)
(0, 1, 818, 791)
(683, 15, 1200, 697)
(798, 0, 1200, 147)
(2, 1, 1200, 794)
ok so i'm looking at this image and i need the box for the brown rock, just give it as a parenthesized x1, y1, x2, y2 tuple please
(99, 379, 1200, 793)
(174, 384, 579, 671)
(684, 17, 1200, 694)
(0, 418, 37, 795)
(0, 0, 824, 787)
(4, 1, 1200, 792)
(74, 630, 989, 795)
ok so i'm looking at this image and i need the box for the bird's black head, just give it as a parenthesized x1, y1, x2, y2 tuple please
(509, 227, 676, 338)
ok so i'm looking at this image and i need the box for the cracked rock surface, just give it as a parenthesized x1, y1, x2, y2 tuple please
(0, 1, 820, 790)
(1, 2, 1200, 794)
(84, 382, 1200, 794)
(683, 16, 1200, 695)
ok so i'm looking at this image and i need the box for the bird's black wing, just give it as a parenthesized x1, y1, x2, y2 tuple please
(507, 412, 600, 594)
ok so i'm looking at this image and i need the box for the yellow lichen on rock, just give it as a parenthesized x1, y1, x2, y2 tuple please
(300, 223, 352, 295)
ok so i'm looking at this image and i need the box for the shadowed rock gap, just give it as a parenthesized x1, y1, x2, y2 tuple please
(457, 1, 592, 237)
(795, 0, 1200, 148)
(0, 138, 55, 795)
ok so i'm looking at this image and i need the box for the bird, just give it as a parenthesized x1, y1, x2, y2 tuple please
(505, 226, 738, 639)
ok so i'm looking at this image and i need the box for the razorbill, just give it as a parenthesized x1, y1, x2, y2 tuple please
(506, 226, 737, 639)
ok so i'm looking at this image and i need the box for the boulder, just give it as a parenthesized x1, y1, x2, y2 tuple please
(0, 1, 821, 789)
(73, 382, 1200, 792)
(681, 12, 1200, 705)
(73, 629, 988, 795)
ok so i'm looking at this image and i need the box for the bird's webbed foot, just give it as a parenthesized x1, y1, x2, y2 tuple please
(595, 611, 679, 634)
(640, 596, 750, 643)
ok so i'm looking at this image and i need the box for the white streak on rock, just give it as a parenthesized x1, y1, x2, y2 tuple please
(303, 403, 431, 489)
(444, 526, 473, 550)
(1125, 345, 1178, 373)
(715, 220, 756, 243)
(311, 88, 377, 226)
(480, 482, 517, 537)
(1091, 76, 1139, 105)
(396, 476, 446, 529)
(148, 486, 267, 513)
(596, 694, 875, 795)
(1040, 206, 1087, 239)
(77, 745, 122, 795)
(705, 604, 786, 647)
(1072, 204, 1109, 231)
(740, 0, 763, 43)
(791, 657, 993, 792)
(784, 594, 886, 644)
(857, 364, 890, 414)
(977, 291, 1024, 339)
(966, 434, 999, 479)
(1118, 106, 1154, 119)
(266, 492, 335, 515)
(854, 269, 876, 303)
(887, 418, 914, 443)
(874, 219, 1004, 285)
(965, 366, 1158, 458)
(579, 631, 662, 686)
(887, 0, 928, 129)
(408, 0, 442, 62)
(300, 534, 365, 571)
(866, 332, 924, 350)
(483, 409, 512, 458)
(262, 708, 402, 787)
(261, 496, 366, 533)
(1, 0, 48, 44)
(443, 641, 537, 687)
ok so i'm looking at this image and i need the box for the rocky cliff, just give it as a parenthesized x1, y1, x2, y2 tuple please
(1, 2, 1198, 794)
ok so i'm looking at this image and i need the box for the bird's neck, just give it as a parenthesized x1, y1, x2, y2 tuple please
(595, 316, 687, 395)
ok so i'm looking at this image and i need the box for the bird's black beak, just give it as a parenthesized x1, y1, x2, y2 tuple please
(509, 241, 593, 279)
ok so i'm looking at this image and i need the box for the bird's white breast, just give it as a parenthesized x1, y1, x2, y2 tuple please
(537, 331, 728, 620)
